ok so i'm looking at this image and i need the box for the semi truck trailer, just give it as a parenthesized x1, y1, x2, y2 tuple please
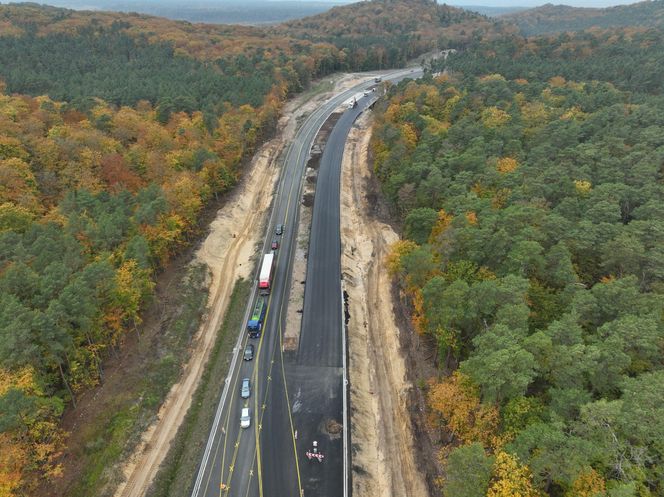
(258, 252, 274, 295)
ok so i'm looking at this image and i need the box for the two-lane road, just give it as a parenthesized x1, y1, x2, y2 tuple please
(192, 69, 422, 497)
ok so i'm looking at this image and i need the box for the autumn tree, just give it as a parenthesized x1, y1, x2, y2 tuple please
(487, 451, 540, 497)
(428, 372, 499, 447)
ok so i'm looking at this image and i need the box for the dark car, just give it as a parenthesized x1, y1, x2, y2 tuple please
(243, 344, 254, 361)
(275, 224, 284, 235)
(271, 239, 279, 250)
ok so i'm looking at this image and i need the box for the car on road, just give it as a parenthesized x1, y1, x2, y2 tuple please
(271, 239, 279, 250)
(240, 407, 251, 429)
(275, 224, 284, 235)
(363, 91, 369, 96)
(241, 378, 251, 399)
(374, 76, 382, 83)
(243, 343, 254, 361)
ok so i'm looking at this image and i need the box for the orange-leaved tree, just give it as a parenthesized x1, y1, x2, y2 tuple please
(427, 371, 499, 448)
(566, 468, 606, 497)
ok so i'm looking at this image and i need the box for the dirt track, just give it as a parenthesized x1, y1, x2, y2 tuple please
(340, 113, 429, 497)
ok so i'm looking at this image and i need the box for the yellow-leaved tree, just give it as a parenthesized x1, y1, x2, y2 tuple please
(0, 433, 27, 497)
(481, 106, 511, 128)
(487, 451, 540, 497)
(385, 239, 419, 276)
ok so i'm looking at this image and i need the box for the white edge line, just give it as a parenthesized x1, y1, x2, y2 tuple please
(191, 183, 281, 497)
(341, 280, 349, 497)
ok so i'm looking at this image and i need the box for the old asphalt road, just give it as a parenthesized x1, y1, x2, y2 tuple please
(191, 68, 422, 497)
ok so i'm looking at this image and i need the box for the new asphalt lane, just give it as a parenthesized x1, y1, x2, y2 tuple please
(192, 69, 422, 497)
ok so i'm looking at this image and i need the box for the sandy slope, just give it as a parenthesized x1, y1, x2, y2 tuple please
(340, 113, 429, 497)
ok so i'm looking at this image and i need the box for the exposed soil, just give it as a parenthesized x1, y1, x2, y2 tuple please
(340, 112, 430, 497)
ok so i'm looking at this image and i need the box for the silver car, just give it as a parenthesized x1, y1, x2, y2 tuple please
(241, 378, 251, 399)
(240, 407, 251, 429)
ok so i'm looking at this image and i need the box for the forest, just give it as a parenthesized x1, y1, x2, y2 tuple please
(0, 1, 505, 494)
(0, 28, 275, 116)
(504, 0, 664, 36)
(438, 27, 664, 96)
(273, 0, 511, 70)
(373, 28, 664, 497)
(0, 87, 273, 494)
(0, 4, 350, 118)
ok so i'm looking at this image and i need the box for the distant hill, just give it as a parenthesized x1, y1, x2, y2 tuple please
(456, 5, 528, 16)
(441, 24, 664, 95)
(505, 0, 664, 35)
(38, 0, 349, 25)
(274, 0, 515, 69)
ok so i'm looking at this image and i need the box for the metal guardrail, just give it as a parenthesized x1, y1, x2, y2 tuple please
(341, 281, 350, 497)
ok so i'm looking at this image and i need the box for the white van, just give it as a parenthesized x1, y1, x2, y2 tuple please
(240, 407, 251, 429)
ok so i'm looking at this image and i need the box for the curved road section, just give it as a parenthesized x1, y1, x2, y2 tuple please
(191, 69, 421, 497)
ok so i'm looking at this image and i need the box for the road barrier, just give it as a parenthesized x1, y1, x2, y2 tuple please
(341, 281, 350, 497)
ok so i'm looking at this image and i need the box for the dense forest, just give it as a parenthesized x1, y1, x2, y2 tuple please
(0, 87, 272, 495)
(504, 0, 664, 36)
(373, 23, 664, 496)
(0, 1, 507, 494)
(439, 27, 664, 96)
(0, 4, 351, 113)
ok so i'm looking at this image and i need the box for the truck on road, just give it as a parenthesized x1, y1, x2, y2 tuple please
(258, 252, 274, 295)
(247, 296, 267, 338)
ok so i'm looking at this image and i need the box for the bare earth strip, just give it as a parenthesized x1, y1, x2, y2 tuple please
(113, 73, 372, 497)
(340, 113, 429, 497)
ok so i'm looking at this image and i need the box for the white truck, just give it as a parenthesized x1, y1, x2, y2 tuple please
(258, 252, 274, 294)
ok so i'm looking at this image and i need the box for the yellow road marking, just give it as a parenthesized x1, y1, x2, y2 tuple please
(239, 319, 280, 497)
(216, 109, 317, 496)
(278, 317, 304, 496)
